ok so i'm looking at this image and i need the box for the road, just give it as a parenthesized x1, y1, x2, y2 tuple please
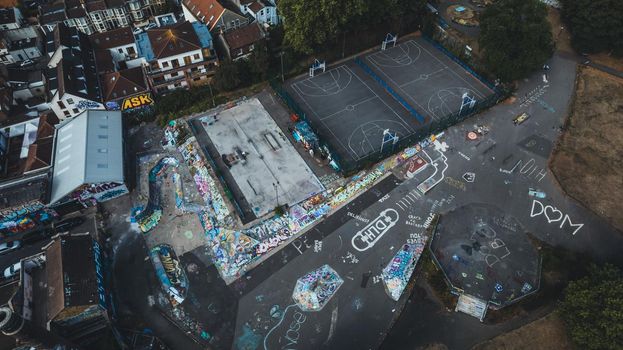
(106, 53, 623, 350)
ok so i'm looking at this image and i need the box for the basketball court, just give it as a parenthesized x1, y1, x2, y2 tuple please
(287, 62, 418, 167)
(365, 39, 495, 121)
(285, 36, 496, 170)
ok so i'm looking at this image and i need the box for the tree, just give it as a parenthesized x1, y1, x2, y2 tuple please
(560, 0, 623, 55)
(213, 60, 241, 91)
(559, 264, 623, 350)
(248, 44, 270, 81)
(277, 0, 367, 53)
(479, 0, 554, 82)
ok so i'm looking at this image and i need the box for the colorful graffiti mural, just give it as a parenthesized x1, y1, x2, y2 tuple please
(382, 237, 428, 301)
(0, 201, 58, 236)
(292, 264, 343, 311)
(134, 157, 202, 233)
(150, 244, 188, 304)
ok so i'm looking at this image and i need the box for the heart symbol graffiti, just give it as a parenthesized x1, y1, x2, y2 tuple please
(544, 205, 563, 223)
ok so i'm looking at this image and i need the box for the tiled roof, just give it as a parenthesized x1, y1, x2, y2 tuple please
(146, 21, 201, 59)
(182, 0, 225, 31)
(101, 66, 147, 102)
(248, 1, 265, 13)
(223, 23, 264, 51)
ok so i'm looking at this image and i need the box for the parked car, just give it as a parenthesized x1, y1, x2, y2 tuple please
(513, 112, 530, 125)
(145, 22, 158, 30)
(0, 241, 21, 255)
(19, 59, 34, 67)
(3, 262, 21, 279)
(54, 217, 84, 233)
(132, 28, 143, 35)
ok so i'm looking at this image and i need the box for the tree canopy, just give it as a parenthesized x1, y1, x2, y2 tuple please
(277, 0, 367, 54)
(479, 0, 554, 82)
(559, 264, 623, 350)
(560, 0, 623, 55)
(277, 0, 427, 54)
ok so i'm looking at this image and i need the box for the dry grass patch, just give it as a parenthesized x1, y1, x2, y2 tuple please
(472, 312, 573, 350)
(550, 67, 623, 232)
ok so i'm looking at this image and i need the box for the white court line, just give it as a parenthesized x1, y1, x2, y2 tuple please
(399, 68, 446, 88)
(345, 65, 417, 134)
(367, 55, 430, 118)
(368, 42, 417, 68)
(294, 66, 352, 97)
(319, 96, 378, 121)
(414, 40, 490, 98)
(291, 72, 361, 161)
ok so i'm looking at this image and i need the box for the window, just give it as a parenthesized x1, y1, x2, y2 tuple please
(118, 48, 123, 53)
(127, 47, 136, 55)
(162, 61, 169, 68)
(193, 54, 200, 60)
(72, 108, 79, 114)
(98, 135, 108, 139)
(58, 100, 66, 109)
(97, 163, 108, 168)
(184, 56, 191, 65)
(170, 71, 178, 77)
(64, 110, 71, 117)
(67, 98, 74, 104)
(98, 148, 108, 153)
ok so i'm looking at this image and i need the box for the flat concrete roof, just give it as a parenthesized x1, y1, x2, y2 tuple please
(198, 98, 324, 217)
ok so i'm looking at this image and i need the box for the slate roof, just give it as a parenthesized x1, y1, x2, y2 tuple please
(90, 26, 135, 50)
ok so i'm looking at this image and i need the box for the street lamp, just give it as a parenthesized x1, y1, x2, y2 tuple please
(208, 81, 215, 107)
(273, 182, 280, 207)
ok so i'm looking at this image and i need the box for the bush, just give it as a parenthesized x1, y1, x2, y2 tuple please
(559, 264, 623, 350)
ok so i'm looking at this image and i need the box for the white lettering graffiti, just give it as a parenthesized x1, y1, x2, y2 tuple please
(458, 151, 471, 161)
(351, 208, 399, 251)
(378, 194, 391, 203)
(530, 200, 584, 235)
(347, 212, 370, 223)
(263, 305, 307, 350)
(470, 223, 511, 267)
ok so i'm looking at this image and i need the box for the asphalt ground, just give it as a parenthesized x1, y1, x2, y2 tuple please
(231, 53, 623, 350)
(105, 53, 623, 350)
(286, 61, 417, 170)
(431, 203, 541, 307)
(364, 38, 495, 121)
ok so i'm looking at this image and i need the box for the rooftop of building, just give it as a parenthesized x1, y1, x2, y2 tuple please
(136, 20, 212, 61)
(50, 110, 124, 204)
(0, 8, 18, 25)
(89, 26, 135, 50)
(223, 22, 263, 51)
(100, 66, 147, 102)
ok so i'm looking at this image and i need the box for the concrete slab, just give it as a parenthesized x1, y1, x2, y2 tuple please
(197, 98, 324, 218)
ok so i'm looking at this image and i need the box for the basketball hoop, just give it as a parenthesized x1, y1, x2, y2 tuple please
(381, 33, 397, 51)
(309, 59, 326, 77)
